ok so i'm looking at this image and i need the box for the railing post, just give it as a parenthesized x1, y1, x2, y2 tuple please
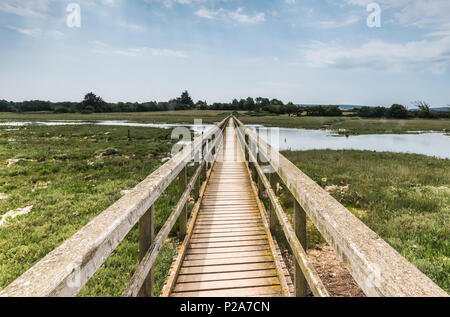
(294, 199, 307, 297)
(257, 174, 263, 199)
(194, 149, 201, 201)
(202, 135, 207, 181)
(245, 134, 249, 162)
(138, 205, 155, 297)
(179, 166, 187, 240)
(269, 172, 278, 234)
(212, 134, 216, 156)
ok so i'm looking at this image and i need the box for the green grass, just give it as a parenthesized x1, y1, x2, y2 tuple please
(1, 111, 449, 134)
(279, 150, 450, 293)
(0, 124, 184, 296)
(0, 114, 448, 295)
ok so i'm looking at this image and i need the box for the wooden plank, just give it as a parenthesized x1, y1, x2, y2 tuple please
(189, 240, 268, 249)
(194, 224, 264, 232)
(196, 216, 261, 222)
(186, 245, 270, 255)
(179, 262, 277, 275)
(171, 286, 281, 297)
(194, 223, 264, 231)
(183, 255, 273, 268)
(176, 270, 277, 283)
(190, 235, 268, 244)
(195, 219, 262, 225)
(174, 277, 280, 293)
(185, 250, 271, 261)
(192, 231, 266, 237)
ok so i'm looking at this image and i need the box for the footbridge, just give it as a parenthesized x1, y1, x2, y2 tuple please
(0, 116, 447, 297)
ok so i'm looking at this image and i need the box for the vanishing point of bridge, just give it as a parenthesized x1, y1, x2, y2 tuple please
(0, 116, 447, 297)
(163, 120, 291, 297)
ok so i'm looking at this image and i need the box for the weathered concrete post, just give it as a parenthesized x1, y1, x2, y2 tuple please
(138, 205, 154, 297)
(294, 199, 307, 297)
(179, 167, 187, 240)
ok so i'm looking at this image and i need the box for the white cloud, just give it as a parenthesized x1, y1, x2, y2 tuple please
(344, 0, 450, 31)
(302, 37, 450, 74)
(229, 8, 265, 24)
(118, 21, 147, 32)
(195, 8, 221, 19)
(93, 41, 187, 58)
(0, 0, 54, 17)
(6, 25, 64, 39)
(318, 16, 360, 28)
(194, 6, 265, 25)
(101, 0, 122, 6)
(144, 0, 207, 8)
(6, 25, 40, 37)
(115, 47, 187, 58)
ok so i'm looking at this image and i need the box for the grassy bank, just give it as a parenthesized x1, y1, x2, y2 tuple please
(1, 111, 449, 134)
(0, 124, 183, 296)
(279, 150, 449, 292)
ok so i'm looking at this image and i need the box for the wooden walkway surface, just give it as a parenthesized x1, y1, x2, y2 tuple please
(168, 120, 290, 297)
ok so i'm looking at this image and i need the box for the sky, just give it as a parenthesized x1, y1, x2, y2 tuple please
(0, 0, 450, 107)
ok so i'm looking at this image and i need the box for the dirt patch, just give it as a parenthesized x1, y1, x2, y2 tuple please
(0, 205, 33, 227)
(307, 245, 365, 297)
(283, 244, 365, 297)
(95, 148, 119, 159)
(325, 184, 349, 194)
(6, 158, 20, 167)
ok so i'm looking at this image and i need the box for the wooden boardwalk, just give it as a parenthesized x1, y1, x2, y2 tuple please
(167, 121, 290, 297)
(2, 116, 447, 298)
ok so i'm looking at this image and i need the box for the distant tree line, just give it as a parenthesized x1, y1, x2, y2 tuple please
(355, 102, 450, 119)
(0, 92, 448, 118)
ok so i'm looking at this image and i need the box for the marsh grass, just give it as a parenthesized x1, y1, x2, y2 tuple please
(1, 111, 449, 134)
(279, 150, 449, 292)
(0, 124, 185, 296)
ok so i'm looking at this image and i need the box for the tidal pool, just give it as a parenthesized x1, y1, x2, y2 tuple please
(1, 121, 449, 159)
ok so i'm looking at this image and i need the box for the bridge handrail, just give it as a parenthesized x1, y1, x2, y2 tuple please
(235, 124, 329, 297)
(233, 116, 448, 297)
(0, 116, 230, 297)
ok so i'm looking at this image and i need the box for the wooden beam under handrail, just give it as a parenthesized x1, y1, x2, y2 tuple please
(233, 116, 448, 297)
(0, 116, 230, 297)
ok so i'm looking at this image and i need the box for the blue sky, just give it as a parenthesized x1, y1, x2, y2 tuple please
(1, 0, 450, 107)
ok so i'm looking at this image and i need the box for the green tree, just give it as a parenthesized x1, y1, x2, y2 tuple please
(388, 104, 408, 119)
(285, 102, 298, 117)
(81, 92, 108, 113)
(244, 97, 255, 111)
(413, 101, 432, 118)
(0, 100, 10, 112)
(180, 91, 194, 108)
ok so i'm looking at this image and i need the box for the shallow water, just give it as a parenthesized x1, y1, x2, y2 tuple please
(249, 126, 450, 159)
(1, 120, 449, 159)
